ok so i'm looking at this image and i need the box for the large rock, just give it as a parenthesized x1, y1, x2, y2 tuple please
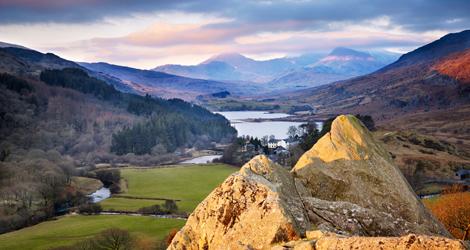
(169, 115, 458, 250)
(292, 115, 448, 236)
(168, 155, 310, 250)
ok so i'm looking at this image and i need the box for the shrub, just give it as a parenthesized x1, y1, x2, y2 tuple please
(165, 228, 179, 246)
(424, 192, 470, 240)
(355, 114, 376, 131)
(441, 184, 466, 194)
(78, 203, 102, 215)
(137, 204, 162, 215)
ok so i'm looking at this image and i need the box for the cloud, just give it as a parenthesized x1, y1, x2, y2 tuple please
(1, 0, 469, 33)
(1, 0, 469, 68)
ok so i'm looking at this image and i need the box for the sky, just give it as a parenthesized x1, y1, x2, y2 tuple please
(0, 0, 469, 69)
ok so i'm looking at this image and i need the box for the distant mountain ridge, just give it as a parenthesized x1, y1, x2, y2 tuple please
(267, 48, 399, 90)
(79, 61, 259, 100)
(155, 49, 399, 91)
(0, 43, 255, 100)
(155, 52, 305, 83)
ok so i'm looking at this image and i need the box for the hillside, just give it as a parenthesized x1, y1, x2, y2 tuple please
(0, 46, 134, 93)
(0, 45, 236, 233)
(433, 48, 470, 83)
(79, 62, 258, 100)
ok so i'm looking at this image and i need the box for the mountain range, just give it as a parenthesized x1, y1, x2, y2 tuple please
(0, 42, 401, 101)
(154, 48, 399, 91)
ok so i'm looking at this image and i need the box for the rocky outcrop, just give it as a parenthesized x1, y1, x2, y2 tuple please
(293, 115, 448, 237)
(168, 156, 310, 249)
(169, 115, 462, 250)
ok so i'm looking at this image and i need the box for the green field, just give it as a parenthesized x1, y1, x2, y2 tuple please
(0, 215, 185, 250)
(100, 164, 237, 212)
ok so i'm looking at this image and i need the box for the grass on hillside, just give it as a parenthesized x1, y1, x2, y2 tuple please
(100, 164, 237, 212)
(0, 215, 185, 250)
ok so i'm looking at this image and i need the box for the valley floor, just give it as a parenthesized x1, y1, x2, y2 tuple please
(0, 215, 185, 250)
(100, 163, 237, 213)
(0, 163, 237, 249)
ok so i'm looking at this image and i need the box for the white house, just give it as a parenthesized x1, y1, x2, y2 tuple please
(267, 139, 279, 149)
(268, 138, 298, 150)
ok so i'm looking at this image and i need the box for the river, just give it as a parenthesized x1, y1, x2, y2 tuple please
(181, 155, 221, 164)
(89, 187, 111, 203)
(217, 111, 321, 139)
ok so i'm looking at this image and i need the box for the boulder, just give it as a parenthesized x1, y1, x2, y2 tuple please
(292, 115, 449, 236)
(168, 155, 310, 250)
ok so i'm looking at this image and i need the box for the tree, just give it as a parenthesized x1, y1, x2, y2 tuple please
(163, 200, 178, 214)
(287, 126, 298, 139)
(261, 135, 269, 146)
(91, 228, 133, 250)
(95, 169, 120, 187)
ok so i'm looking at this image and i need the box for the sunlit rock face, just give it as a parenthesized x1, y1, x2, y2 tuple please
(169, 115, 457, 250)
(292, 115, 448, 237)
(168, 155, 310, 249)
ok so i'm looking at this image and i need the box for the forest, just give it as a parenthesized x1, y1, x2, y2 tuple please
(0, 68, 236, 233)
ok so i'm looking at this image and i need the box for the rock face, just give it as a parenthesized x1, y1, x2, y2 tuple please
(293, 115, 448, 237)
(169, 115, 461, 250)
(168, 156, 310, 249)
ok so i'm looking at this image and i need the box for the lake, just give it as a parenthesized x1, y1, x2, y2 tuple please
(217, 111, 321, 139)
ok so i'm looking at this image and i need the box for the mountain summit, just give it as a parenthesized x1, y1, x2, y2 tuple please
(169, 115, 460, 249)
(201, 52, 255, 66)
(328, 47, 372, 58)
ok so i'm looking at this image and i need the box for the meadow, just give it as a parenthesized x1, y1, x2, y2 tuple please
(0, 215, 185, 250)
(100, 163, 237, 212)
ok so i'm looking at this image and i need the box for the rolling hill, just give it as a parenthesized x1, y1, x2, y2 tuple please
(0, 46, 135, 93)
(79, 62, 260, 100)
